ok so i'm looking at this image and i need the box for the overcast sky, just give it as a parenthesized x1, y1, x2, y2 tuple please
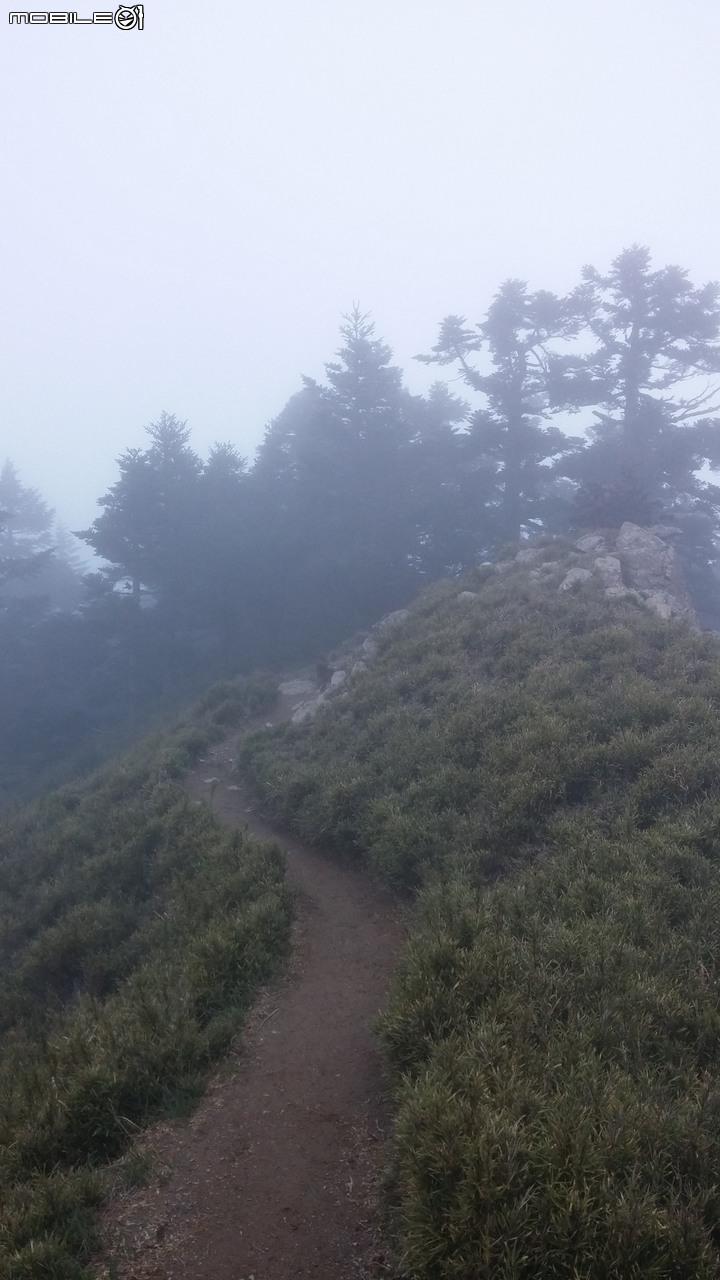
(2, 0, 720, 536)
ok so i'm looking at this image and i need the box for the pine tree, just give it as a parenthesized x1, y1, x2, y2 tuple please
(77, 412, 203, 601)
(0, 460, 54, 557)
(251, 309, 423, 647)
(407, 381, 488, 576)
(418, 279, 592, 547)
(568, 247, 720, 546)
(0, 462, 55, 592)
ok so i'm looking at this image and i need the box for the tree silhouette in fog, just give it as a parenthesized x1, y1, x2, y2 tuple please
(78, 412, 203, 600)
(564, 247, 720, 615)
(568, 246, 720, 531)
(252, 307, 424, 648)
(418, 279, 592, 547)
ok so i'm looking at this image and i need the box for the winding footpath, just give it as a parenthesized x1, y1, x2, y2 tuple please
(98, 690, 406, 1280)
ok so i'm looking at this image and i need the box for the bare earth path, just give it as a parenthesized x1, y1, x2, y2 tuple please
(98, 691, 406, 1280)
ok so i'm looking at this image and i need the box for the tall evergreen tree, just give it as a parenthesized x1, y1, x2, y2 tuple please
(567, 248, 720, 594)
(0, 462, 58, 596)
(185, 442, 258, 646)
(77, 412, 203, 602)
(418, 279, 592, 547)
(583, 245, 720, 435)
(252, 309, 423, 648)
(0, 460, 54, 557)
(406, 381, 490, 575)
(323, 307, 420, 582)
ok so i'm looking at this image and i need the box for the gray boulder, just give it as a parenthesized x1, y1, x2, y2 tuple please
(604, 586, 643, 603)
(291, 694, 327, 724)
(594, 556, 624, 589)
(278, 679, 317, 697)
(650, 524, 683, 539)
(616, 522, 697, 624)
(642, 590, 682, 621)
(575, 534, 608, 554)
(616, 523, 677, 591)
(559, 567, 593, 592)
(373, 608, 410, 633)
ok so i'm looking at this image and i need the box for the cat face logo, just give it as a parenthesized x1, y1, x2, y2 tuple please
(114, 3, 143, 28)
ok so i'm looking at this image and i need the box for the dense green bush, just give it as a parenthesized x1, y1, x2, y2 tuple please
(0, 672, 291, 1279)
(239, 562, 720, 1277)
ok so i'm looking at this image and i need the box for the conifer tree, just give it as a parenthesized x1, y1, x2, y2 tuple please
(252, 309, 424, 646)
(0, 460, 54, 558)
(77, 412, 203, 601)
(419, 279, 591, 546)
(407, 381, 490, 575)
(568, 247, 720, 580)
(0, 462, 56, 593)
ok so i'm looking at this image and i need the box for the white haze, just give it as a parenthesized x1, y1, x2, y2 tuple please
(1, 0, 719, 534)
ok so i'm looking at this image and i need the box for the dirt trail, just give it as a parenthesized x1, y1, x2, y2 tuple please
(99, 692, 406, 1280)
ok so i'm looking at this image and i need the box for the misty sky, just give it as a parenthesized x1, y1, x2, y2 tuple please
(2, 0, 720, 537)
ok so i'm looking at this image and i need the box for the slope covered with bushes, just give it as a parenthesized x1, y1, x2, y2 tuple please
(240, 557, 720, 1277)
(0, 674, 291, 1280)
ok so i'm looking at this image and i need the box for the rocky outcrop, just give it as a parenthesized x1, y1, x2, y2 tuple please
(278, 679, 317, 698)
(593, 556, 624, 590)
(557, 522, 698, 628)
(282, 525, 699, 729)
(559, 567, 593, 591)
(286, 607, 411, 724)
(616, 523, 691, 599)
(575, 534, 608, 555)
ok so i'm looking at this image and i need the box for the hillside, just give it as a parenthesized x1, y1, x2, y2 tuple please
(0, 674, 292, 1279)
(239, 544, 720, 1278)
(6, 533, 720, 1278)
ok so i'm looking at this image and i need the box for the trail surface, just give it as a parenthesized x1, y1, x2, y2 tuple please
(99, 691, 405, 1280)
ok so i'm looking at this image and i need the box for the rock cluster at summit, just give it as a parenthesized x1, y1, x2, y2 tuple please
(545, 523, 695, 627)
(463, 523, 697, 628)
(279, 523, 699, 726)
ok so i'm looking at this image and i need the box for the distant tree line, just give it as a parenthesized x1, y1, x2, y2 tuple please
(3, 245, 720, 801)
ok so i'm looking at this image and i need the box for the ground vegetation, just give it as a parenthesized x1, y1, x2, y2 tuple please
(239, 556, 720, 1278)
(0, 673, 290, 1279)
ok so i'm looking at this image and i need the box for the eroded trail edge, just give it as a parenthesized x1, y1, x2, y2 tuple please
(99, 693, 406, 1280)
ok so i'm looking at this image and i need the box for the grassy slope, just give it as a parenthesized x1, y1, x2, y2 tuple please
(0, 674, 292, 1280)
(240, 559, 720, 1278)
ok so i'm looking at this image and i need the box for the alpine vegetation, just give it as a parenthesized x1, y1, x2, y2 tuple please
(0, 674, 291, 1280)
(240, 554, 720, 1278)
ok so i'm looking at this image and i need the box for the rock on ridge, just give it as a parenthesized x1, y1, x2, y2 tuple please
(557, 522, 698, 628)
(284, 526, 699, 729)
(287, 607, 412, 724)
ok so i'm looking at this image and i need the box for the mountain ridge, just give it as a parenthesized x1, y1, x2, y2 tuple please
(238, 547, 720, 1277)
